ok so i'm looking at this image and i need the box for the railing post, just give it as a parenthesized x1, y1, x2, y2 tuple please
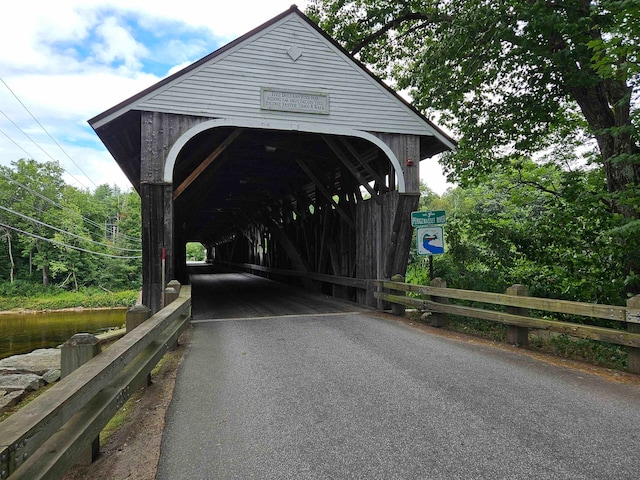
(627, 295, 640, 374)
(61, 333, 101, 464)
(164, 287, 179, 306)
(126, 304, 151, 333)
(167, 279, 181, 296)
(391, 274, 405, 316)
(506, 284, 529, 347)
(430, 277, 448, 328)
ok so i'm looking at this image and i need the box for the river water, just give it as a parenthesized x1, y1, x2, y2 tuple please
(0, 309, 127, 360)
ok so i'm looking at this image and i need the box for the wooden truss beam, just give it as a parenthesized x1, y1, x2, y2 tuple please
(322, 136, 381, 204)
(294, 157, 355, 228)
(173, 128, 243, 200)
(338, 138, 388, 193)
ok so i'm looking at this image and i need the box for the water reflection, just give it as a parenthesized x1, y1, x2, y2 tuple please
(0, 309, 126, 359)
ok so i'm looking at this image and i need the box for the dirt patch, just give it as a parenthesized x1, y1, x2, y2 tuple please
(61, 327, 191, 480)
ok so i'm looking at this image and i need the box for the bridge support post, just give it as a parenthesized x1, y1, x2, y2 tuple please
(391, 274, 406, 316)
(141, 182, 174, 315)
(430, 277, 448, 328)
(61, 333, 101, 464)
(126, 305, 151, 333)
(627, 295, 640, 374)
(506, 284, 529, 347)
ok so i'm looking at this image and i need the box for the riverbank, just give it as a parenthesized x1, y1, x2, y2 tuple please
(0, 306, 129, 315)
(0, 288, 139, 312)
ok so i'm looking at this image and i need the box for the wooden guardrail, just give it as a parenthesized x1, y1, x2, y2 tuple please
(221, 262, 369, 289)
(374, 279, 640, 374)
(0, 285, 191, 479)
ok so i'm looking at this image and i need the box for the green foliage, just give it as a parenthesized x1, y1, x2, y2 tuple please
(0, 159, 142, 296)
(0, 287, 139, 311)
(186, 242, 206, 261)
(308, 0, 638, 183)
(545, 335, 627, 371)
(408, 158, 632, 305)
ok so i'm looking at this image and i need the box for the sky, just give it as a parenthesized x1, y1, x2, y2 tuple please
(0, 0, 454, 195)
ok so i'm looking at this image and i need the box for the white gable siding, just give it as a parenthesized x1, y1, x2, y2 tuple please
(135, 15, 436, 137)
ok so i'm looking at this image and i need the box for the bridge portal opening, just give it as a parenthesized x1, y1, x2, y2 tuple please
(88, 6, 455, 313)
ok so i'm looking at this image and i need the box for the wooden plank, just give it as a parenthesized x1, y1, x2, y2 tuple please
(374, 281, 627, 322)
(0, 288, 191, 473)
(373, 292, 640, 348)
(10, 308, 191, 480)
(223, 261, 368, 289)
(173, 128, 243, 199)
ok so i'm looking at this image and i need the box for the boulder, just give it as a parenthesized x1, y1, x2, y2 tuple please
(42, 369, 61, 384)
(0, 373, 44, 392)
(0, 348, 60, 375)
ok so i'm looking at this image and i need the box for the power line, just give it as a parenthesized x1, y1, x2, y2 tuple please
(0, 127, 38, 161)
(0, 76, 98, 188)
(0, 205, 142, 253)
(0, 222, 142, 259)
(0, 170, 141, 245)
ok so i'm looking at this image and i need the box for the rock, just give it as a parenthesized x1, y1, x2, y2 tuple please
(0, 390, 25, 413)
(0, 373, 44, 392)
(0, 348, 61, 375)
(0, 367, 20, 375)
(42, 369, 61, 384)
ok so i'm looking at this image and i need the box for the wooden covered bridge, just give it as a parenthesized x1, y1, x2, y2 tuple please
(89, 6, 455, 313)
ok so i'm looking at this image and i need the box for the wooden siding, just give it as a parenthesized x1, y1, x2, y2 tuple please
(136, 14, 438, 137)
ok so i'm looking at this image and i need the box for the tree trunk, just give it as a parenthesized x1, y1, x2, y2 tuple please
(569, 80, 639, 216)
(42, 264, 50, 287)
(8, 232, 14, 283)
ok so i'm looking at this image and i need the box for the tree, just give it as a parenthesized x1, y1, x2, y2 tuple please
(411, 157, 632, 303)
(307, 0, 639, 291)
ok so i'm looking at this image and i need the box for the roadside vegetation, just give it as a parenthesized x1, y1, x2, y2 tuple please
(0, 159, 142, 311)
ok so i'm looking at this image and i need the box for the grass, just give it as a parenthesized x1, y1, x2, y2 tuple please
(0, 289, 139, 311)
(409, 310, 629, 372)
(99, 349, 173, 444)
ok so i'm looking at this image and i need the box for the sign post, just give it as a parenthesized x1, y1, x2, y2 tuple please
(412, 210, 446, 280)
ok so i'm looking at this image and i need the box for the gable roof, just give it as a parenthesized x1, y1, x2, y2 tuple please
(89, 5, 455, 150)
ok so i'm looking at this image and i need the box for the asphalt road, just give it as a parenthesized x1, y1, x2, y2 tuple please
(157, 273, 640, 479)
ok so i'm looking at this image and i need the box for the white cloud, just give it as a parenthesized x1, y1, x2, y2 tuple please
(92, 17, 149, 71)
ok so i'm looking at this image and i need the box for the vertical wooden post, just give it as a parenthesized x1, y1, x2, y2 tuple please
(626, 295, 640, 374)
(61, 334, 101, 464)
(164, 287, 179, 306)
(391, 274, 405, 316)
(506, 284, 530, 347)
(126, 305, 151, 333)
(430, 277, 448, 328)
(167, 279, 181, 296)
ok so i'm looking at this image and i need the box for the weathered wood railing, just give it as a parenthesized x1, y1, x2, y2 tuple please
(221, 262, 368, 290)
(374, 279, 640, 374)
(0, 285, 191, 479)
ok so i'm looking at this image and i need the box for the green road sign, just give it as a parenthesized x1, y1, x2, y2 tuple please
(411, 210, 446, 227)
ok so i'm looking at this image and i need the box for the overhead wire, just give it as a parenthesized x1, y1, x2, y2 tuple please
(0, 171, 142, 246)
(0, 222, 142, 259)
(0, 205, 142, 253)
(0, 77, 140, 243)
(0, 76, 97, 189)
(0, 110, 91, 190)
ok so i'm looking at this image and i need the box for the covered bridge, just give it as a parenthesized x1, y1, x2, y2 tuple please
(89, 6, 455, 313)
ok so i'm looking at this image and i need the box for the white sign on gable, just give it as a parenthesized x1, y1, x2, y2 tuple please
(261, 88, 330, 115)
